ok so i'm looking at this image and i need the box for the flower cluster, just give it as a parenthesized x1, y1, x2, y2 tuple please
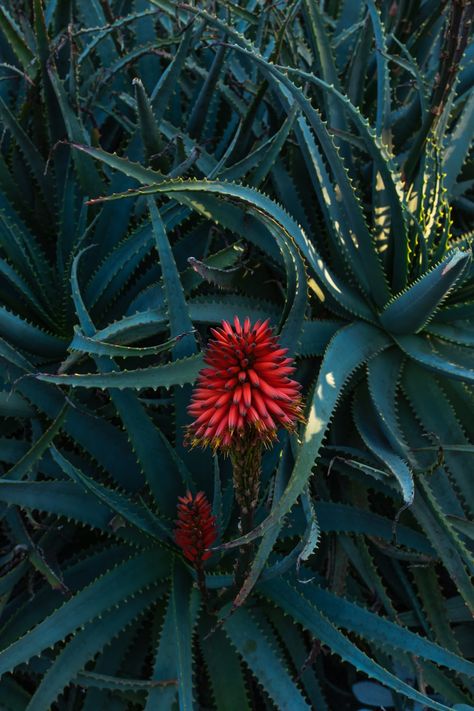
(174, 491, 217, 565)
(187, 317, 303, 450)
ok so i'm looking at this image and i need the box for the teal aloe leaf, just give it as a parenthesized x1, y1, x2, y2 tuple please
(51, 448, 171, 540)
(36, 353, 204, 389)
(379, 249, 471, 334)
(395, 334, 474, 383)
(261, 578, 453, 711)
(24, 585, 163, 711)
(223, 606, 311, 711)
(171, 561, 197, 711)
(0, 549, 170, 677)
(353, 383, 414, 505)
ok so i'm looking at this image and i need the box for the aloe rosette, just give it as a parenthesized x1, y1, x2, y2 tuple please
(0, 1, 473, 709)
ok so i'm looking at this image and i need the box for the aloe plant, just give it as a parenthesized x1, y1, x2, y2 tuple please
(0, 1, 473, 709)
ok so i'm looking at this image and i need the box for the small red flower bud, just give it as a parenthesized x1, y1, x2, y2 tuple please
(186, 317, 304, 451)
(174, 491, 217, 565)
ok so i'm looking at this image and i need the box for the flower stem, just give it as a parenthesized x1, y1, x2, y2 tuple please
(231, 438, 262, 588)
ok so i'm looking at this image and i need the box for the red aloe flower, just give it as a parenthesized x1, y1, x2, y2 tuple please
(175, 491, 217, 564)
(187, 316, 303, 450)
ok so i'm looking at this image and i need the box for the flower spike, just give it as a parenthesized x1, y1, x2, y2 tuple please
(186, 317, 304, 452)
(175, 491, 217, 565)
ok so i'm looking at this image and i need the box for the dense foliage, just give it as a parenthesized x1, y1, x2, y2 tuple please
(0, 0, 473, 709)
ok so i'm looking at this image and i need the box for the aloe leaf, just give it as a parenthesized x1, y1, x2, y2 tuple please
(148, 199, 196, 359)
(302, 0, 346, 132)
(267, 610, 329, 709)
(133, 77, 164, 167)
(68, 328, 187, 359)
(0, 97, 49, 197)
(292, 115, 372, 299)
(223, 606, 311, 710)
(221, 322, 391, 550)
(367, 348, 408, 458)
(75, 670, 175, 692)
(281, 579, 474, 677)
(413, 478, 474, 615)
(366, 0, 391, 139)
(379, 249, 471, 334)
(92, 295, 280, 345)
(249, 106, 298, 187)
(0, 258, 51, 327)
(0, 6, 35, 72)
(0, 480, 121, 535)
(0, 677, 30, 708)
(0, 548, 170, 677)
(24, 585, 162, 711)
(353, 384, 414, 505)
(0, 391, 34, 418)
(145, 593, 178, 710)
(200, 619, 251, 711)
(402, 362, 473, 513)
(15, 375, 143, 491)
(4, 404, 67, 481)
(261, 578, 453, 711)
(187, 44, 227, 140)
(298, 319, 344, 357)
(37, 352, 203, 389)
(150, 24, 197, 123)
(443, 91, 474, 193)
(76, 8, 164, 65)
(314, 502, 433, 555)
(0, 306, 66, 357)
(51, 448, 170, 541)
(411, 566, 462, 655)
(256, 211, 307, 352)
(171, 561, 196, 711)
(425, 321, 474, 347)
(0, 545, 134, 648)
(46, 66, 104, 196)
(73, 142, 164, 187)
(396, 334, 474, 383)
(0, 208, 55, 308)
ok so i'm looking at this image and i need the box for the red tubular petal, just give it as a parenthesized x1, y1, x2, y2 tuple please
(265, 398, 286, 419)
(243, 382, 252, 408)
(253, 389, 269, 419)
(256, 380, 287, 402)
(248, 368, 260, 387)
(233, 386, 242, 405)
(215, 392, 232, 408)
(222, 321, 233, 336)
(234, 315, 242, 334)
(224, 377, 238, 390)
(208, 406, 228, 427)
(228, 404, 238, 430)
(254, 318, 270, 337)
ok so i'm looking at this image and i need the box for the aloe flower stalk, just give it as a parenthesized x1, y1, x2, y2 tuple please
(175, 490, 217, 600)
(186, 317, 303, 582)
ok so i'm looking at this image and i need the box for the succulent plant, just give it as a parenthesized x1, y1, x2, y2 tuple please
(0, 1, 473, 710)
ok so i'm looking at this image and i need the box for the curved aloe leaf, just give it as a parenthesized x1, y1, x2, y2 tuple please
(261, 578, 453, 711)
(379, 249, 471, 334)
(0, 548, 170, 677)
(353, 384, 414, 505)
